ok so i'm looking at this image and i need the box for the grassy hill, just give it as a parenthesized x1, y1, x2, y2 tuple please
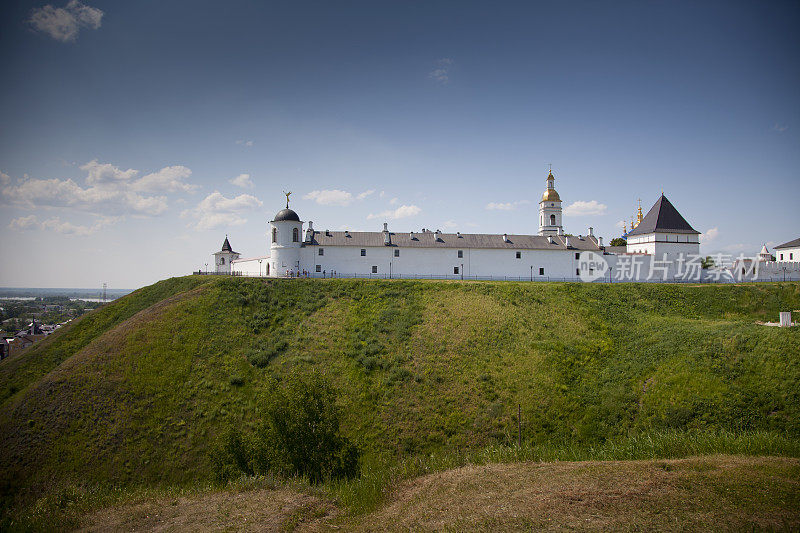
(1, 277, 799, 526)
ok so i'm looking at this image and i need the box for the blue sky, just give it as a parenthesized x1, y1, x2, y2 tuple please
(0, 0, 798, 288)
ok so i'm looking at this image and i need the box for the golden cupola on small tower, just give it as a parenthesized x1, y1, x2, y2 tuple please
(538, 167, 564, 236)
(540, 169, 561, 202)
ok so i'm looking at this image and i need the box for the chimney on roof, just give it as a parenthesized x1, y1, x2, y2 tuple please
(457, 231, 462, 238)
(326, 229, 330, 236)
(599, 237, 604, 248)
(588, 226, 594, 237)
(305, 221, 314, 242)
(383, 223, 391, 245)
(383, 222, 388, 232)
(503, 233, 508, 243)
(434, 229, 442, 241)
(548, 235, 554, 244)
(565, 235, 571, 248)
(558, 227, 564, 236)
(345, 230, 350, 237)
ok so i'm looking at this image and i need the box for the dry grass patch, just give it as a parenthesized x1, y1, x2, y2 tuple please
(351, 455, 799, 532)
(80, 488, 335, 533)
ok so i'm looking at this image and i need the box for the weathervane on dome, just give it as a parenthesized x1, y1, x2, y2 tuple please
(283, 191, 292, 208)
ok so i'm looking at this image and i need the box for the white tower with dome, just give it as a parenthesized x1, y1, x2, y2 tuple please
(538, 168, 563, 236)
(269, 192, 303, 277)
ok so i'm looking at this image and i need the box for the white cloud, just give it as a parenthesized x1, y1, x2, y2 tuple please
(429, 58, 453, 84)
(0, 171, 10, 185)
(182, 191, 263, 230)
(9, 214, 119, 236)
(9, 215, 40, 231)
(29, 0, 103, 42)
(367, 204, 421, 220)
(236, 140, 254, 147)
(701, 227, 719, 244)
(389, 197, 399, 205)
(485, 200, 530, 211)
(81, 159, 137, 185)
(356, 189, 375, 200)
(132, 166, 196, 193)
(564, 200, 607, 216)
(303, 189, 353, 206)
(229, 173, 254, 189)
(0, 160, 196, 216)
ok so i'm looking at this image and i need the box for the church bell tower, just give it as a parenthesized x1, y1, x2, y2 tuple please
(538, 168, 563, 236)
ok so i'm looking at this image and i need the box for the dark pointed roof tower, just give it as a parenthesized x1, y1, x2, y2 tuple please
(626, 194, 699, 236)
(221, 236, 235, 253)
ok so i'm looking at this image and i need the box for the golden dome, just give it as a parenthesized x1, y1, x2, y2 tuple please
(541, 169, 560, 202)
(541, 188, 561, 202)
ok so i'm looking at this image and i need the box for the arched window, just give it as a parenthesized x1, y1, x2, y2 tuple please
(220, 257, 225, 265)
(550, 214, 556, 226)
(272, 228, 277, 242)
(292, 228, 299, 242)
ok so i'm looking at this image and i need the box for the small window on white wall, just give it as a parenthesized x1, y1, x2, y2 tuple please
(394, 249, 400, 257)
(371, 265, 378, 273)
(316, 265, 321, 272)
(292, 228, 299, 242)
(454, 266, 459, 274)
(272, 228, 277, 242)
(539, 267, 545, 275)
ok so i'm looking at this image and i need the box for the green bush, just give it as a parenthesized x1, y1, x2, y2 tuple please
(212, 370, 360, 484)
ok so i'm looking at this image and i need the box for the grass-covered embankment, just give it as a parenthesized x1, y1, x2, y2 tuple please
(0, 277, 798, 527)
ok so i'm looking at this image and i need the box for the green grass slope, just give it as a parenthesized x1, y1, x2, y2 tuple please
(1, 277, 799, 515)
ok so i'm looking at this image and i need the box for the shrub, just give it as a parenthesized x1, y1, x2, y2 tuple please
(211, 370, 360, 484)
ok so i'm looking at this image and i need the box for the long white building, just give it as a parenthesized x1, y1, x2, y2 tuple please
(215, 170, 708, 281)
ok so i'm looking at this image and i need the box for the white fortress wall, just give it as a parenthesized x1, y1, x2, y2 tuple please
(299, 245, 586, 278)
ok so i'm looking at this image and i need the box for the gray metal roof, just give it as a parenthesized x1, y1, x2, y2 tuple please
(775, 237, 800, 249)
(307, 230, 602, 251)
(626, 194, 699, 236)
(272, 208, 300, 222)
